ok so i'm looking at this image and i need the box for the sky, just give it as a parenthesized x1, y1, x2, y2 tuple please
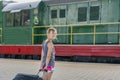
(3, 0, 40, 3)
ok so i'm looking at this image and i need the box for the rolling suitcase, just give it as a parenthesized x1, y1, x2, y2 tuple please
(13, 70, 43, 80)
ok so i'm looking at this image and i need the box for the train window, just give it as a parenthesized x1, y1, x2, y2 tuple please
(13, 13, 21, 26)
(90, 6, 99, 20)
(60, 9, 65, 18)
(22, 10, 30, 26)
(51, 10, 57, 18)
(6, 13, 13, 27)
(78, 7, 87, 22)
(6, 10, 30, 27)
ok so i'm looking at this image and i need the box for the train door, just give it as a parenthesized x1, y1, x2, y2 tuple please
(49, 5, 67, 25)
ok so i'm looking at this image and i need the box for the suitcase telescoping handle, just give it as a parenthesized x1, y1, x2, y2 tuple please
(37, 69, 48, 75)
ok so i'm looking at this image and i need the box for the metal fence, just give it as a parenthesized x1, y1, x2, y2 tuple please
(32, 22, 120, 45)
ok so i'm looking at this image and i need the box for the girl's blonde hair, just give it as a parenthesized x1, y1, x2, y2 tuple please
(47, 27, 57, 34)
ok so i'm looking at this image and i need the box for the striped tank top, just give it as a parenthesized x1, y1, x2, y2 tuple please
(42, 40, 55, 67)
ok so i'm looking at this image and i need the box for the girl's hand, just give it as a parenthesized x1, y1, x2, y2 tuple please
(43, 66, 48, 72)
(44, 66, 48, 70)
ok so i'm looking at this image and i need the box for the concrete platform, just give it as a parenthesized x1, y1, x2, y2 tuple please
(0, 58, 120, 80)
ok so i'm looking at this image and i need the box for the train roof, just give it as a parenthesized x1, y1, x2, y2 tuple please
(43, 0, 98, 5)
(2, 1, 41, 13)
(2, 0, 98, 12)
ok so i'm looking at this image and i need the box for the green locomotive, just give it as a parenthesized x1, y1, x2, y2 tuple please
(0, 0, 120, 62)
(1, 0, 120, 45)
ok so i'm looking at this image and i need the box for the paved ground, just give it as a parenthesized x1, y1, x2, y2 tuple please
(0, 58, 120, 80)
